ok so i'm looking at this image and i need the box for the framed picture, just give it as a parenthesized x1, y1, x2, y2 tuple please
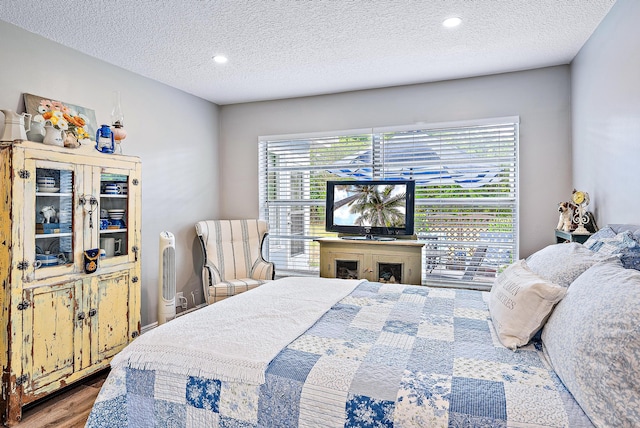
(24, 93, 98, 142)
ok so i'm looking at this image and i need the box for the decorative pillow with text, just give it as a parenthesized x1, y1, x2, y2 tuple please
(489, 259, 566, 350)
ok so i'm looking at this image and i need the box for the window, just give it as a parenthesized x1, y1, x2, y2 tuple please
(259, 117, 518, 289)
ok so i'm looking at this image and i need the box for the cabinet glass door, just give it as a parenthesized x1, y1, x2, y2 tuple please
(99, 172, 129, 260)
(33, 165, 75, 275)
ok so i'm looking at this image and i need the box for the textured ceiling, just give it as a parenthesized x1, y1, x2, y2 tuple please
(0, 0, 615, 105)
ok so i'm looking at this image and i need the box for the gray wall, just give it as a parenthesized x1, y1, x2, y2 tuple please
(0, 20, 220, 326)
(572, 0, 640, 226)
(8, 0, 628, 327)
(220, 66, 573, 258)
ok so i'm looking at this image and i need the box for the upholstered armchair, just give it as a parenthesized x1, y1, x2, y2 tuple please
(195, 219, 275, 304)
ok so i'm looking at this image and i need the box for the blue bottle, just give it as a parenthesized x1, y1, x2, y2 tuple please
(95, 124, 115, 154)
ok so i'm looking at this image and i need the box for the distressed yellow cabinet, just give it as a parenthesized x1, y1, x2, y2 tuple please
(0, 140, 141, 425)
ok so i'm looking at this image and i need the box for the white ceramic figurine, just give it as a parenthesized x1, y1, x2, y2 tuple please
(40, 206, 58, 223)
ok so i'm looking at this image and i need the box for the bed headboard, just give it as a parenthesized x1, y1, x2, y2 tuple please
(609, 224, 640, 239)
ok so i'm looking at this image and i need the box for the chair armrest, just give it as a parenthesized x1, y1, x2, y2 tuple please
(254, 232, 275, 280)
(202, 262, 223, 303)
(251, 259, 275, 280)
(203, 262, 222, 283)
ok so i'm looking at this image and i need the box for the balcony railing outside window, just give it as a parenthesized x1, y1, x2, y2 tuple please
(259, 117, 519, 290)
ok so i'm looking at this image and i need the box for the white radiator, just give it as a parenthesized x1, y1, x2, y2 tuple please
(158, 231, 176, 325)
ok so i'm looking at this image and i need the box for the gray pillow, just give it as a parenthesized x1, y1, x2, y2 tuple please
(526, 242, 614, 287)
(541, 261, 640, 427)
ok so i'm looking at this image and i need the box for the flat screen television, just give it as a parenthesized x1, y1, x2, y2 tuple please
(325, 179, 415, 240)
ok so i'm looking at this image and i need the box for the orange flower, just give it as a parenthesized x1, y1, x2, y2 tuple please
(63, 113, 84, 127)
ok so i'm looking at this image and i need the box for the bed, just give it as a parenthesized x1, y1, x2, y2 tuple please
(86, 225, 640, 428)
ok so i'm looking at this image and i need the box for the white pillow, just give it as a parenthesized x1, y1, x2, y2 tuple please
(542, 261, 640, 427)
(526, 242, 615, 287)
(488, 259, 566, 350)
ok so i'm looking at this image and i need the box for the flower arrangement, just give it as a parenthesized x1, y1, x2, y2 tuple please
(34, 99, 92, 141)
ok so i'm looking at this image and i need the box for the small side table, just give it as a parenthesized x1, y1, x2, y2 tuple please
(555, 229, 593, 244)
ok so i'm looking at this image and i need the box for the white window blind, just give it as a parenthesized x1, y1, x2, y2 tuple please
(259, 118, 519, 289)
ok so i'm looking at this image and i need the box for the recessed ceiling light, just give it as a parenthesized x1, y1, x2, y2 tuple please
(442, 17, 462, 28)
(213, 55, 228, 64)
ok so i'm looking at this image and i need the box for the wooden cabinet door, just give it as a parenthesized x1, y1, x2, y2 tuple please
(21, 280, 83, 393)
(322, 251, 366, 280)
(96, 164, 142, 267)
(22, 159, 83, 283)
(371, 251, 422, 285)
(89, 271, 132, 365)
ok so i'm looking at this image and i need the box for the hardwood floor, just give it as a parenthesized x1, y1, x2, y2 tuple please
(10, 370, 108, 428)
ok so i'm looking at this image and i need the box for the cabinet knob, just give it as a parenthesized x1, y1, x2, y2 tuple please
(89, 308, 97, 317)
(77, 312, 86, 320)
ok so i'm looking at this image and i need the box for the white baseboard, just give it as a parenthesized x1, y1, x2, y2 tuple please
(141, 303, 208, 334)
(176, 303, 208, 317)
(141, 322, 157, 335)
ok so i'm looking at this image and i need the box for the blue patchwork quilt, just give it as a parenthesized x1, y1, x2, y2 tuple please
(86, 282, 593, 427)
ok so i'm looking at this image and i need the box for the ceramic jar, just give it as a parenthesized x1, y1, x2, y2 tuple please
(26, 120, 45, 142)
(0, 109, 31, 142)
(43, 122, 65, 147)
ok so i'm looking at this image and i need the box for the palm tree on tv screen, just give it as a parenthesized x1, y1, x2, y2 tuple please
(348, 185, 406, 227)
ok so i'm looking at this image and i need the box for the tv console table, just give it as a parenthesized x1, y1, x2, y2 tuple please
(317, 238, 425, 285)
